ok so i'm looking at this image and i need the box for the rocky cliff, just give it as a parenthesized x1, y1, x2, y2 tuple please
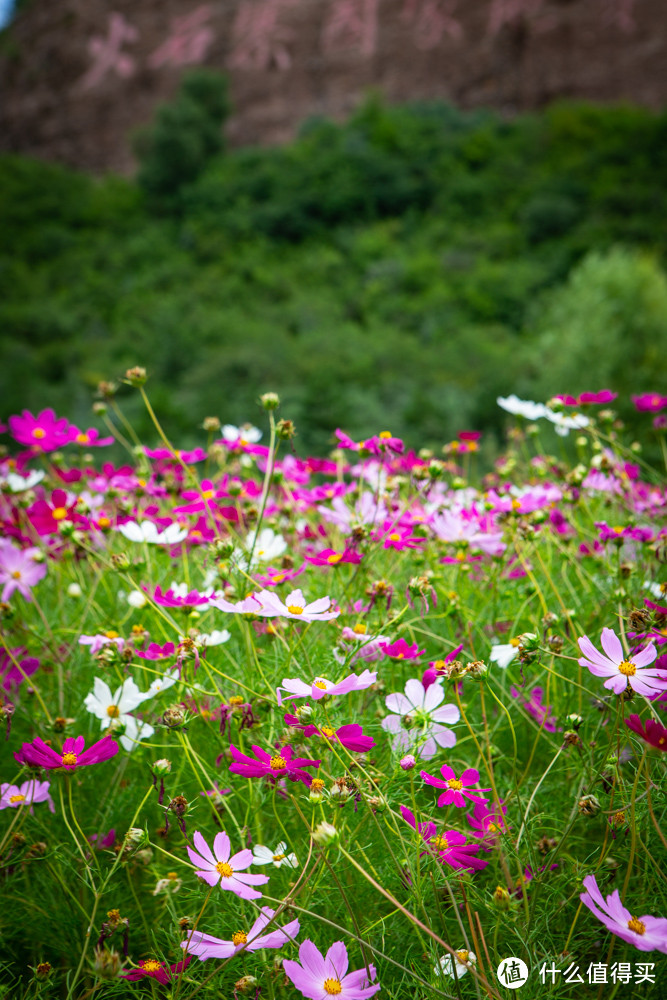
(0, 0, 664, 174)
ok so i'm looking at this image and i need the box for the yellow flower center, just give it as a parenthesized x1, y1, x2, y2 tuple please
(105, 630, 119, 639)
(11, 570, 21, 579)
(167, 872, 178, 880)
(619, 660, 636, 676)
(98, 516, 110, 528)
(488, 822, 499, 833)
(388, 532, 401, 541)
(327, 553, 343, 564)
(232, 930, 248, 946)
(269, 755, 287, 770)
(61, 752, 77, 765)
(52, 507, 68, 520)
(456, 950, 469, 964)
(76, 433, 89, 445)
(9, 794, 26, 804)
(321, 726, 336, 738)
(352, 623, 367, 635)
(215, 861, 234, 878)
(32, 427, 46, 439)
(511, 498, 522, 510)
(447, 779, 463, 791)
(201, 490, 214, 500)
(509, 637, 521, 647)
(273, 853, 286, 862)
(140, 959, 162, 972)
(287, 605, 304, 614)
(432, 659, 445, 669)
(229, 696, 244, 706)
(324, 979, 342, 995)
(431, 835, 449, 851)
(311, 778, 325, 792)
(107, 705, 120, 718)
(627, 916, 646, 935)
(379, 431, 392, 439)
(314, 680, 328, 689)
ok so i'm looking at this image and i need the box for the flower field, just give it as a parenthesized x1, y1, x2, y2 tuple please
(1, 381, 666, 998)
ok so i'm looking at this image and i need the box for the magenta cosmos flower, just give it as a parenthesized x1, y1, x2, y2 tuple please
(120, 955, 191, 983)
(578, 628, 666, 696)
(632, 393, 667, 413)
(580, 875, 667, 952)
(8, 408, 72, 450)
(399, 806, 487, 871)
(14, 734, 119, 770)
(625, 715, 667, 751)
(187, 830, 268, 899)
(283, 939, 380, 1000)
(420, 765, 490, 808)
(182, 906, 300, 961)
(277, 669, 377, 705)
(284, 715, 376, 753)
(229, 744, 320, 786)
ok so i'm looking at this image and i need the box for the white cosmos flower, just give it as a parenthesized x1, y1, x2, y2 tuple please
(497, 395, 549, 421)
(242, 527, 287, 566)
(146, 668, 180, 698)
(544, 409, 590, 437)
(84, 677, 154, 752)
(126, 589, 148, 608)
(4, 470, 45, 492)
(434, 949, 477, 979)
(222, 423, 262, 444)
(252, 841, 298, 868)
(489, 642, 520, 669)
(199, 629, 231, 646)
(381, 679, 460, 760)
(117, 520, 187, 545)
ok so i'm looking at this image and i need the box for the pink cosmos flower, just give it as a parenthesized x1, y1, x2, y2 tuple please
(210, 593, 266, 614)
(27, 488, 84, 535)
(173, 479, 224, 515)
(378, 639, 425, 660)
(382, 679, 460, 760)
(277, 669, 377, 705)
(625, 715, 667, 751)
(187, 830, 269, 899)
(182, 906, 300, 961)
(66, 426, 114, 448)
(421, 645, 464, 689)
(8, 408, 72, 451)
(580, 874, 667, 952)
(305, 548, 363, 567)
(284, 714, 376, 752)
(135, 642, 177, 660)
(510, 686, 559, 733)
(14, 734, 119, 770)
(373, 522, 424, 551)
(466, 800, 508, 849)
(334, 628, 390, 665)
(0, 647, 39, 692)
(632, 393, 667, 413)
(79, 632, 126, 656)
(0, 541, 47, 602)
(150, 584, 213, 608)
(283, 939, 380, 1000)
(420, 765, 490, 808)
(228, 744, 320, 786)
(577, 628, 666, 696)
(120, 956, 191, 983)
(399, 805, 486, 871)
(0, 779, 54, 813)
(250, 588, 340, 622)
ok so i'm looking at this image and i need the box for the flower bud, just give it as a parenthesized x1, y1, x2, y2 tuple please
(202, 416, 221, 432)
(235, 976, 260, 995)
(295, 704, 313, 724)
(162, 706, 187, 729)
(260, 392, 280, 410)
(67, 583, 82, 598)
(493, 885, 511, 910)
(92, 947, 122, 980)
(124, 366, 147, 387)
(578, 794, 601, 817)
(153, 758, 172, 776)
(120, 827, 149, 860)
(312, 821, 339, 847)
(399, 754, 416, 771)
(33, 962, 52, 981)
(276, 418, 296, 440)
(111, 552, 130, 571)
(465, 660, 487, 680)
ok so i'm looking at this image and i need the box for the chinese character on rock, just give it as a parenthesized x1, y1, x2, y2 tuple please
(401, 0, 463, 51)
(322, 0, 379, 58)
(79, 12, 138, 90)
(228, 0, 295, 71)
(149, 6, 215, 70)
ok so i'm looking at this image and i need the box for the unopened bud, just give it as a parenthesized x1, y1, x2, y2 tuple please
(153, 758, 172, 775)
(34, 962, 52, 981)
(312, 821, 339, 847)
(124, 366, 147, 387)
(578, 794, 601, 817)
(92, 947, 122, 980)
(493, 885, 511, 910)
(110, 552, 130, 571)
(162, 706, 186, 729)
(295, 704, 313, 724)
(67, 583, 82, 598)
(121, 827, 149, 860)
(202, 416, 221, 432)
(400, 754, 416, 771)
(234, 976, 260, 995)
(260, 392, 280, 410)
(276, 419, 296, 440)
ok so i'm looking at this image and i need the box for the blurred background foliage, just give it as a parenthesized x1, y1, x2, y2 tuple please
(1, 71, 667, 454)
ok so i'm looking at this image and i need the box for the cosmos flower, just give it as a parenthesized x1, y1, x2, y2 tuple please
(510, 686, 559, 733)
(382, 679, 460, 760)
(8, 408, 72, 451)
(399, 806, 487, 871)
(580, 874, 667, 952)
(420, 765, 490, 808)
(79, 632, 126, 656)
(83, 677, 154, 752)
(283, 715, 376, 753)
(187, 830, 269, 899)
(497, 395, 549, 421)
(151, 584, 212, 608)
(14, 734, 119, 770)
(228, 744, 320, 786)
(632, 393, 667, 413)
(283, 940, 380, 1000)
(0, 647, 39, 693)
(183, 907, 300, 961)
(0, 779, 54, 812)
(252, 841, 299, 868)
(578, 628, 666, 696)
(625, 715, 667, 751)
(0, 541, 47, 602)
(117, 520, 188, 545)
(251, 588, 340, 622)
(466, 800, 508, 849)
(277, 669, 377, 705)
(434, 949, 477, 979)
(489, 641, 520, 669)
(119, 956, 191, 983)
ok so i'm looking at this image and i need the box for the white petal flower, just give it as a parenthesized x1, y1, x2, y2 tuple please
(5, 470, 45, 492)
(497, 395, 549, 421)
(117, 521, 187, 545)
(84, 676, 155, 752)
(252, 841, 299, 868)
(434, 949, 477, 979)
(147, 669, 180, 698)
(382, 679, 460, 759)
(489, 642, 520, 669)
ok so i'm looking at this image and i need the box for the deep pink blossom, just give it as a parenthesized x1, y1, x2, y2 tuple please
(378, 638, 425, 660)
(14, 734, 119, 770)
(580, 874, 667, 952)
(578, 628, 666, 696)
(420, 765, 490, 808)
(8, 408, 72, 451)
(66, 426, 114, 448)
(120, 956, 191, 983)
(135, 642, 177, 660)
(421, 645, 464, 689)
(510, 686, 559, 732)
(305, 548, 363, 567)
(399, 805, 486, 871)
(284, 714, 376, 752)
(173, 479, 223, 514)
(283, 939, 380, 1000)
(151, 585, 212, 608)
(26, 489, 84, 535)
(625, 715, 667, 751)
(0, 647, 39, 692)
(229, 743, 320, 786)
(466, 800, 508, 849)
(187, 830, 268, 899)
(632, 393, 667, 413)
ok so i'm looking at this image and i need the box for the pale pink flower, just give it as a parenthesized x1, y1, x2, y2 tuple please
(276, 669, 377, 706)
(187, 830, 268, 900)
(251, 588, 340, 622)
(577, 628, 666, 696)
(182, 906, 300, 960)
(581, 874, 667, 952)
(382, 679, 460, 760)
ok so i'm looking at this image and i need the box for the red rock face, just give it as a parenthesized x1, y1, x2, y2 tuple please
(0, 0, 663, 174)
